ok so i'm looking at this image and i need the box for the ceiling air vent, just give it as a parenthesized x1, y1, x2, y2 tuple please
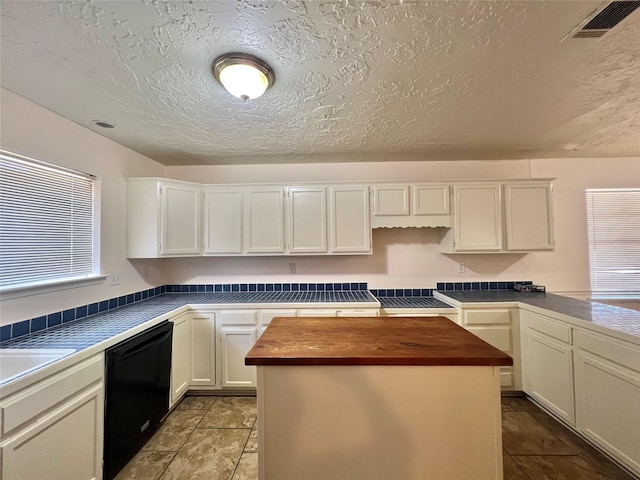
(568, 1, 640, 39)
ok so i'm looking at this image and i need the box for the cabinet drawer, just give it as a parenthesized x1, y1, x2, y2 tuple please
(337, 309, 379, 317)
(528, 313, 572, 344)
(575, 330, 640, 373)
(463, 309, 511, 325)
(298, 309, 338, 317)
(466, 327, 512, 352)
(219, 310, 257, 325)
(258, 310, 297, 326)
(1, 354, 103, 435)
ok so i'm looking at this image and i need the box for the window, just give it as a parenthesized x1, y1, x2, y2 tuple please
(586, 188, 640, 298)
(0, 149, 101, 294)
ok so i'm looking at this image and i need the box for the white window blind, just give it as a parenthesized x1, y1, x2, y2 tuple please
(0, 150, 98, 291)
(586, 188, 640, 298)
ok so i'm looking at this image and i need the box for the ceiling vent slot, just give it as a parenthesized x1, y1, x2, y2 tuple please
(567, 1, 640, 39)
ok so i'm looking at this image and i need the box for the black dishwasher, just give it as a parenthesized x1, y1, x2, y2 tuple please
(104, 320, 173, 480)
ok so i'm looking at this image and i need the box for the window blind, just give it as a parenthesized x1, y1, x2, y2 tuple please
(0, 150, 97, 291)
(586, 188, 640, 298)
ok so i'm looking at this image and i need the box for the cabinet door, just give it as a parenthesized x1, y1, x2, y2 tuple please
(204, 187, 243, 254)
(574, 330, 640, 474)
(190, 312, 216, 386)
(170, 314, 191, 406)
(288, 187, 327, 254)
(452, 184, 502, 251)
(372, 185, 410, 216)
(160, 182, 201, 255)
(504, 183, 554, 251)
(524, 328, 575, 425)
(1, 384, 103, 480)
(244, 187, 285, 254)
(412, 185, 449, 215)
(329, 185, 371, 253)
(219, 326, 257, 388)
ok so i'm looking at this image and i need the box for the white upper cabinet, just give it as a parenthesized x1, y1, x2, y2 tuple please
(372, 184, 450, 228)
(412, 185, 450, 216)
(504, 183, 554, 251)
(441, 180, 554, 253)
(127, 178, 201, 258)
(244, 186, 286, 254)
(287, 186, 327, 254)
(329, 185, 371, 254)
(373, 185, 410, 217)
(203, 187, 243, 255)
(447, 183, 503, 252)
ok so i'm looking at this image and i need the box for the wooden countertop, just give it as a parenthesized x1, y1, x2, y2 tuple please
(245, 316, 513, 366)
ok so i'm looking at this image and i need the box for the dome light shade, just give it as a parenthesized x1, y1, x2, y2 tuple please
(213, 53, 275, 101)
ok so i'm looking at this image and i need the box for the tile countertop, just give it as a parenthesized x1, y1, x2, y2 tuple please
(0, 291, 380, 351)
(435, 291, 640, 343)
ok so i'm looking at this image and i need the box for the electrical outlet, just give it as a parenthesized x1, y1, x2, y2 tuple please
(457, 263, 465, 274)
(110, 272, 121, 285)
(289, 263, 296, 274)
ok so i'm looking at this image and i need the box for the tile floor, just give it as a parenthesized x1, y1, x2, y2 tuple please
(116, 394, 635, 480)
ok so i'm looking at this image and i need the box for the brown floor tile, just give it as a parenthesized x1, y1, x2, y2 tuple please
(232, 452, 258, 480)
(502, 396, 544, 413)
(527, 410, 636, 480)
(244, 428, 258, 453)
(199, 396, 257, 429)
(513, 455, 611, 480)
(114, 450, 176, 480)
(143, 410, 205, 452)
(175, 395, 218, 411)
(502, 411, 575, 456)
(159, 428, 250, 480)
(503, 450, 530, 480)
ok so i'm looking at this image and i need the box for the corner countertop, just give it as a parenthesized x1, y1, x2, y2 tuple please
(245, 316, 513, 367)
(435, 291, 640, 342)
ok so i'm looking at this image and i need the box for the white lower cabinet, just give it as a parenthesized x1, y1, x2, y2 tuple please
(520, 310, 575, 425)
(218, 310, 259, 389)
(298, 308, 379, 318)
(190, 311, 216, 387)
(170, 310, 216, 406)
(460, 307, 521, 390)
(574, 330, 640, 475)
(170, 313, 191, 407)
(0, 353, 104, 480)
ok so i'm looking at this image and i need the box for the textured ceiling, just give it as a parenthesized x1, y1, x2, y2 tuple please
(1, 1, 639, 166)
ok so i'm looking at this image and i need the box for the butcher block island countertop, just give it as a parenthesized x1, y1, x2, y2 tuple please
(245, 316, 513, 366)
(246, 316, 512, 480)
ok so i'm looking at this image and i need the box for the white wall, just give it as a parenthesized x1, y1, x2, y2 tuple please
(165, 157, 640, 295)
(0, 88, 166, 325)
(2, 87, 638, 326)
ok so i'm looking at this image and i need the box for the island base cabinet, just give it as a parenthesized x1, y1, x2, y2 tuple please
(574, 330, 640, 476)
(256, 365, 504, 480)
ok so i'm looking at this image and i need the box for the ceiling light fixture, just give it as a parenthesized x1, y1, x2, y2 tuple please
(213, 53, 275, 101)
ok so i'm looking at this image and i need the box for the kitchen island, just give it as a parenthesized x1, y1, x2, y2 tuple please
(245, 316, 513, 480)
